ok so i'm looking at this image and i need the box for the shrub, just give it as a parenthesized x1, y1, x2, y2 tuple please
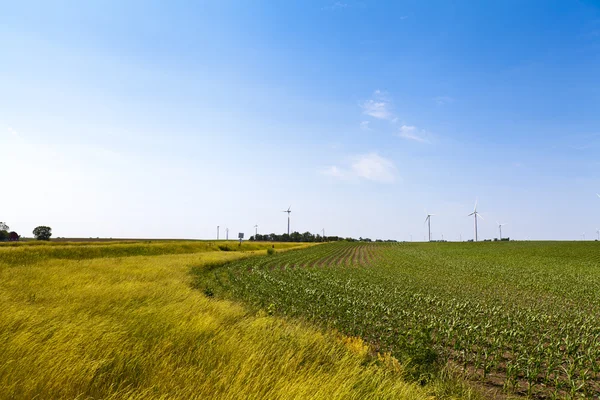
(267, 248, 275, 255)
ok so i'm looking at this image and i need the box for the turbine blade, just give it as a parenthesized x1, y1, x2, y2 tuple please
(477, 213, 485, 220)
(468, 212, 475, 216)
(474, 198, 478, 212)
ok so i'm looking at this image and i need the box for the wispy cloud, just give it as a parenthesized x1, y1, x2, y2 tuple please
(361, 90, 395, 120)
(323, 2, 349, 10)
(359, 121, 371, 131)
(397, 125, 431, 143)
(3, 126, 19, 137)
(321, 152, 397, 184)
(434, 96, 454, 105)
(321, 165, 348, 180)
(565, 132, 600, 151)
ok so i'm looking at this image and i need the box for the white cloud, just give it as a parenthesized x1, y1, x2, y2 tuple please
(2, 126, 19, 137)
(323, 2, 349, 10)
(434, 96, 454, 105)
(361, 90, 394, 120)
(321, 165, 348, 180)
(351, 153, 397, 183)
(397, 125, 430, 143)
(321, 153, 397, 184)
(362, 100, 392, 120)
(360, 121, 371, 131)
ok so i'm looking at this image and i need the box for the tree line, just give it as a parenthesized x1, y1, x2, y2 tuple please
(249, 231, 398, 243)
(0, 222, 52, 241)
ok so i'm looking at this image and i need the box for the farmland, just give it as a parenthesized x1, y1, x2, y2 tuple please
(196, 241, 600, 399)
(0, 240, 436, 400)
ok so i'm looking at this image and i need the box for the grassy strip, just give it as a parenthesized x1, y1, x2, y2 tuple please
(0, 240, 306, 266)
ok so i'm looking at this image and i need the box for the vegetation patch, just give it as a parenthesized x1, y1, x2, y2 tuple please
(195, 240, 600, 399)
(0, 241, 431, 400)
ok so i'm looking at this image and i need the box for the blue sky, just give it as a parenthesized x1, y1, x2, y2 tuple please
(1, 0, 600, 240)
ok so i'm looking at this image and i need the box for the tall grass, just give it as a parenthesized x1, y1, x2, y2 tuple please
(0, 240, 304, 266)
(0, 242, 430, 399)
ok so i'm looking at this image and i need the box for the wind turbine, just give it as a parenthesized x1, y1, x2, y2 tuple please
(217, 226, 220, 240)
(424, 212, 435, 242)
(254, 225, 258, 237)
(321, 228, 325, 241)
(226, 228, 229, 241)
(582, 232, 586, 241)
(467, 199, 484, 241)
(596, 228, 599, 241)
(282, 206, 292, 235)
(497, 222, 507, 240)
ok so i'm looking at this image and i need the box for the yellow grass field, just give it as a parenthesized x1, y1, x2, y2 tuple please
(0, 241, 433, 399)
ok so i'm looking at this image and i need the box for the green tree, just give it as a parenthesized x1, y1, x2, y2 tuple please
(0, 222, 9, 241)
(33, 226, 52, 241)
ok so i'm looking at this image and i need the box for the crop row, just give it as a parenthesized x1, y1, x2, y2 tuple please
(199, 241, 600, 398)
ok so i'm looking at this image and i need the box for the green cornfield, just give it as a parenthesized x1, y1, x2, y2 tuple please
(197, 241, 600, 399)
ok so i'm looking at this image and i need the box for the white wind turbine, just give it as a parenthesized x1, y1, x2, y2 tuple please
(467, 199, 484, 241)
(497, 222, 507, 240)
(424, 211, 435, 242)
(596, 228, 599, 241)
(282, 206, 292, 235)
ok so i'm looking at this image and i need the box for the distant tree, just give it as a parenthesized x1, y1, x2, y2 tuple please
(290, 231, 302, 242)
(301, 231, 314, 242)
(0, 230, 8, 241)
(0, 222, 8, 231)
(33, 226, 52, 241)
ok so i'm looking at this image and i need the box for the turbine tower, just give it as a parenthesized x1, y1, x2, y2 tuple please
(468, 199, 484, 241)
(254, 225, 258, 237)
(321, 228, 325, 241)
(424, 212, 435, 242)
(596, 228, 599, 241)
(282, 206, 292, 235)
(497, 222, 507, 240)
(217, 225, 220, 240)
(226, 228, 229, 241)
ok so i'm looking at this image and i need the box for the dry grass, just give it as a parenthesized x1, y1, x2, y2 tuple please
(0, 243, 431, 399)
